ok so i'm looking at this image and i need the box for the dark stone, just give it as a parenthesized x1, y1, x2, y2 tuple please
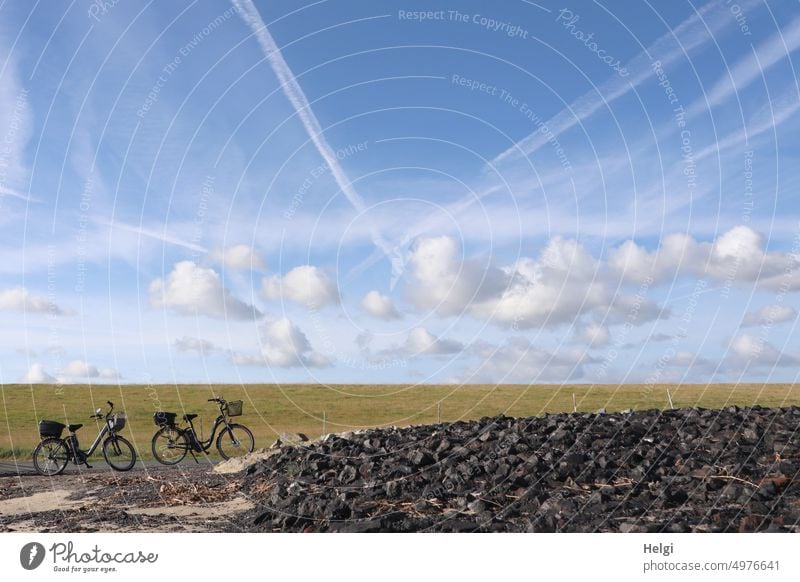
(410, 450, 434, 467)
(337, 465, 358, 484)
(234, 405, 800, 533)
(660, 487, 688, 506)
(756, 480, 778, 499)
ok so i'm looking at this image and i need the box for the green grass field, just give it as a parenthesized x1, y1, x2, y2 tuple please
(1, 383, 798, 460)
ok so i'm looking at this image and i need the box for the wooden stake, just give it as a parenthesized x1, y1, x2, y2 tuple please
(667, 389, 674, 409)
(322, 410, 327, 435)
(437, 402, 441, 424)
(572, 393, 577, 413)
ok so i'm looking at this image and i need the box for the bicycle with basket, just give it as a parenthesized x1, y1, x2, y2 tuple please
(151, 396, 255, 464)
(32, 401, 137, 475)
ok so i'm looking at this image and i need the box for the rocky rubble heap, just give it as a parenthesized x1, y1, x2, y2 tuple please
(237, 406, 800, 532)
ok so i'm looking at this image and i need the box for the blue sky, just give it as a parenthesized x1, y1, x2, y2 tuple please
(1, 0, 799, 386)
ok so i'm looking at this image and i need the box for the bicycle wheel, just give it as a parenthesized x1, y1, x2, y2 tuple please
(102, 435, 137, 471)
(32, 438, 70, 476)
(216, 424, 254, 460)
(151, 426, 189, 465)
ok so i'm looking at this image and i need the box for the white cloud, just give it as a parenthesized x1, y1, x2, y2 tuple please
(407, 235, 663, 329)
(174, 336, 222, 354)
(457, 338, 594, 383)
(0, 287, 72, 315)
(672, 351, 714, 369)
(649, 350, 718, 380)
(19, 360, 120, 383)
(210, 244, 266, 271)
(60, 360, 98, 378)
(20, 363, 55, 383)
(262, 265, 338, 308)
(360, 290, 401, 320)
(610, 226, 800, 291)
(232, 318, 330, 368)
(406, 235, 509, 316)
(403, 327, 464, 355)
(58, 359, 121, 380)
(742, 305, 797, 327)
(672, 351, 699, 366)
(574, 322, 610, 347)
(149, 261, 262, 320)
(609, 233, 702, 285)
(729, 334, 798, 368)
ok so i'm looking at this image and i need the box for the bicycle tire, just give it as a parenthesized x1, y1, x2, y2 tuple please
(216, 424, 255, 460)
(102, 435, 137, 471)
(32, 438, 70, 476)
(151, 426, 189, 465)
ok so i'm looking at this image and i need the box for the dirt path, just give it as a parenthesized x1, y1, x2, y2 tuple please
(0, 463, 253, 532)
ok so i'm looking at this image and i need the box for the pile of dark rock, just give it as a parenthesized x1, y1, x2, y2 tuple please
(236, 406, 800, 532)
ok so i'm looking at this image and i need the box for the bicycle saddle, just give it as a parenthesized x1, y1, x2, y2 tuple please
(68, 423, 83, 432)
(183, 414, 198, 421)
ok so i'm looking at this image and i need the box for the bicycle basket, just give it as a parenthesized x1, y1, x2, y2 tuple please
(226, 400, 243, 417)
(38, 420, 66, 439)
(153, 411, 177, 427)
(108, 413, 127, 431)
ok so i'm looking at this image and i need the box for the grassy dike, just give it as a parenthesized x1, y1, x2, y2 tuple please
(1, 382, 798, 460)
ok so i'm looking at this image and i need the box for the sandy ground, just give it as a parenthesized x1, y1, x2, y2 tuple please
(0, 462, 254, 532)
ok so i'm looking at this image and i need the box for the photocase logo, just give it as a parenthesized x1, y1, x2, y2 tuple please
(20, 542, 46, 570)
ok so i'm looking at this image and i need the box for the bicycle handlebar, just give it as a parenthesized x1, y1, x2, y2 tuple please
(90, 401, 115, 419)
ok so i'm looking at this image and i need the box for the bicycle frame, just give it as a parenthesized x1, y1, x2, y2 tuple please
(75, 422, 114, 457)
(68, 419, 114, 462)
(151, 398, 252, 465)
(34, 400, 136, 475)
(182, 414, 230, 452)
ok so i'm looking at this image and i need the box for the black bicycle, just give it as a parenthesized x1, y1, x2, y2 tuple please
(151, 397, 255, 464)
(32, 401, 137, 475)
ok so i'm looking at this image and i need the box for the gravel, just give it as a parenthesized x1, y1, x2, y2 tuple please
(235, 406, 800, 532)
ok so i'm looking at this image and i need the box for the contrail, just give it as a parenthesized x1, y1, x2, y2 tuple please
(691, 16, 800, 115)
(694, 84, 800, 161)
(102, 220, 209, 253)
(491, 0, 760, 166)
(231, 0, 404, 285)
(352, 1, 761, 282)
(0, 184, 37, 202)
(345, 183, 505, 283)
